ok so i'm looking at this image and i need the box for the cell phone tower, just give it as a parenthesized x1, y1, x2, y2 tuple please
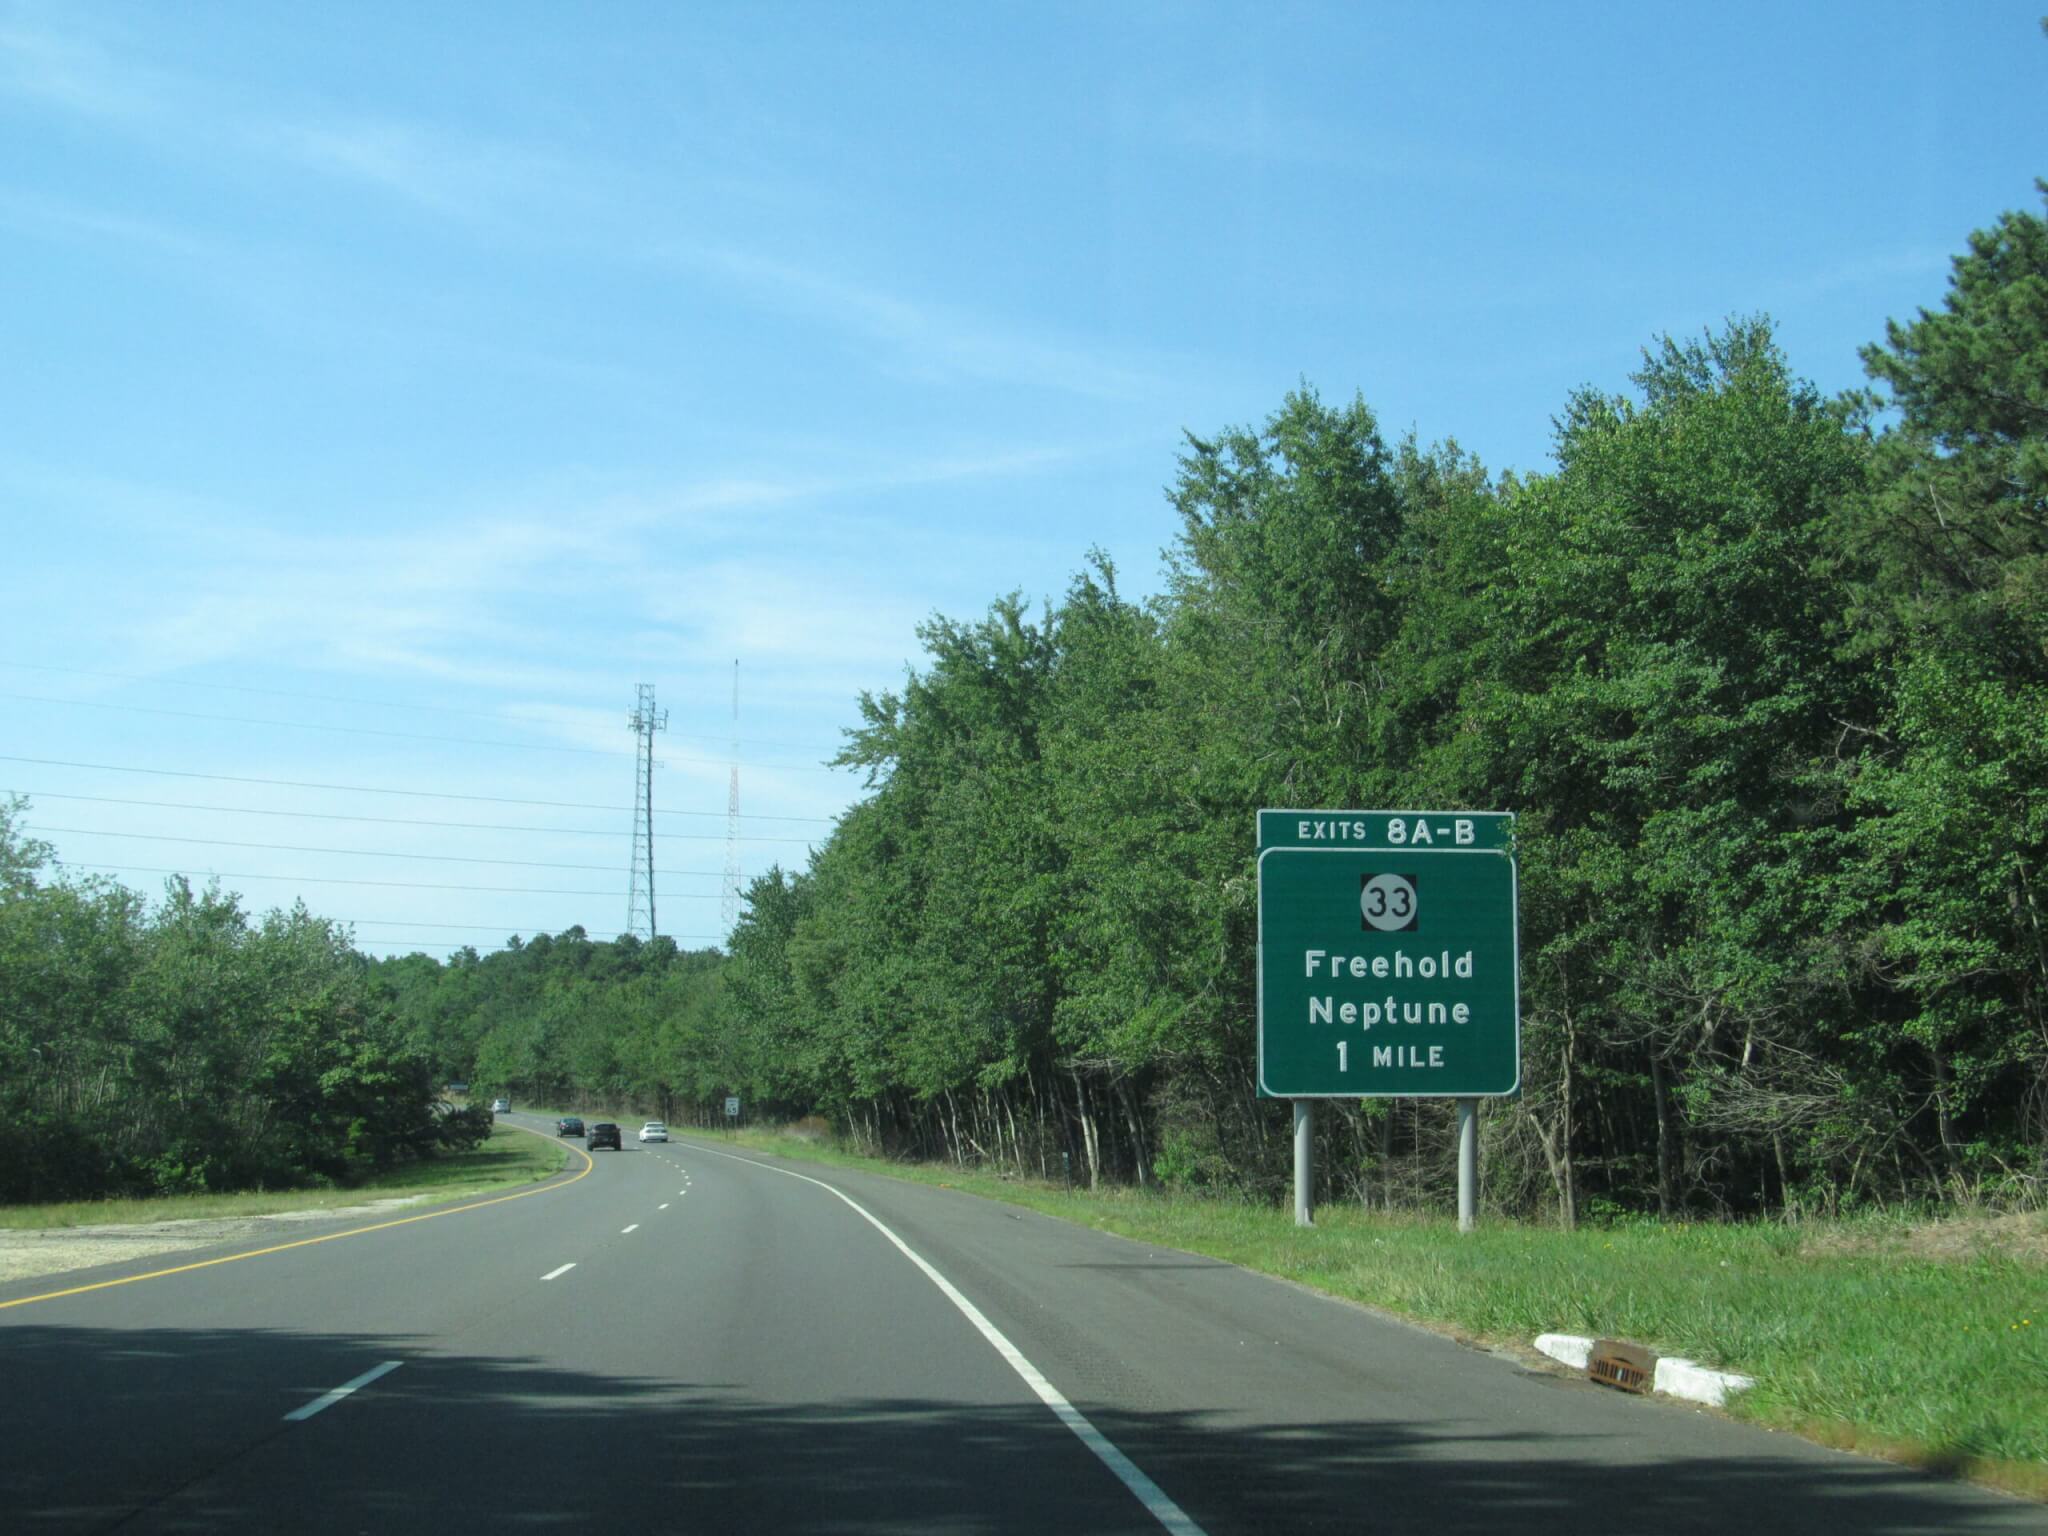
(722, 660, 742, 929)
(626, 682, 667, 940)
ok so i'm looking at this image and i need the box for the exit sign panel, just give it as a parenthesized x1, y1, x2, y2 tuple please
(1256, 811, 1519, 1098)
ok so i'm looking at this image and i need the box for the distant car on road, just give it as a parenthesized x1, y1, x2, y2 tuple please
(638, 1121, 669, 1143)
(556, 1116, 585, 1137)
(490, 1098, 510, 1114)
(587, 1122, 622, 1151)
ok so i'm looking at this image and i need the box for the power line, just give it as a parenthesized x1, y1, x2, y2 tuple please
(0, 662, 845, 753)
(0, 691, 841, 772)
(356, 939, 562, 953)
(0, 756, 835, 824)
(354, 938, 726, 954)
(223, 915, 726, 940)
(336, 917, 726, 937)
(2, 789, 821, 844)
(27, 825, 725, 875)
(351, 930, 721, 943)
(52, 860, 733, 898)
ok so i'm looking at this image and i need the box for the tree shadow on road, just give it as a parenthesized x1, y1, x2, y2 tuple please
(3, 1322, 2039, 1534)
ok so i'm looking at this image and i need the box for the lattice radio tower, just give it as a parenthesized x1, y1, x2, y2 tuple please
(722, 660, 742, 929)
(626, 682, 667, 940)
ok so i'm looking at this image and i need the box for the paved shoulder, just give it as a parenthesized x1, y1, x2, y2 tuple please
(683, 1141, 2048, 1536)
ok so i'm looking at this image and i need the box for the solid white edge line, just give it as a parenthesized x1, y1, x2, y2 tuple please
(542, 1263, 576, 1281)
(685, 1142, 1209, 1536)
(283, 1360, 403, 1422)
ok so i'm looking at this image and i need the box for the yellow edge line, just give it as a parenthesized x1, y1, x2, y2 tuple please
(0, 1121, 595, 1312)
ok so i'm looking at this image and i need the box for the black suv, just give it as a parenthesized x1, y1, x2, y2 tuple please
(586, 1122, 622, 1151)
(556, 1116, 585, 1137)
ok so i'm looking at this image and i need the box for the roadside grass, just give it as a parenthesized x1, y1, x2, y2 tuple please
(0, 1125, 570, 1231)
(703, 1126, 2048, 1500)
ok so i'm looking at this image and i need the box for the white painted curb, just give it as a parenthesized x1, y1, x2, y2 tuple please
(1653, 1357, 1756, 1407)
(1534, 1333, 1593, 1369)
(1531, 1334, 1754, 1407)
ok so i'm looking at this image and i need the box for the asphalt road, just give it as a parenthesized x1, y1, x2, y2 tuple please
(3, 1117, 2041, 1534)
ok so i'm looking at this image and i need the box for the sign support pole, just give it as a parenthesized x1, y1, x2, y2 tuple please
(1456, 1097, 1477, 1232)
(1257, 810, 1518, 1234)
(1293, 1099, 1314, 1227)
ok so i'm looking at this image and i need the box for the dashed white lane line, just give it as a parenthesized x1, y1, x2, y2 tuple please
(621, 1224, 639, 1234)
(542, 1263, 576, 1281)
(659, 1203, 670, 1210)
(284, 1360, 403, 1422)
(685, 1143, 1208, 1536)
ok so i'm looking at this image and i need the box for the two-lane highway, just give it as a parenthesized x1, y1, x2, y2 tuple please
(4, 1120, 2041, 1533)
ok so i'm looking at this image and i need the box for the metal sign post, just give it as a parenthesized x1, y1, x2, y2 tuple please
(1294, 1100, 1314, 1227)
(1257, 810, 1519, 1232)
(1457, 1097, 1477, 1232)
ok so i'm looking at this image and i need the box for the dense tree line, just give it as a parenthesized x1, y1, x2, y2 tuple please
(368, 932, 726, 1121)
(0, 798, 484, 1203)
(9, 190, 2041, 1221)
(706, 189, 2047, 1220)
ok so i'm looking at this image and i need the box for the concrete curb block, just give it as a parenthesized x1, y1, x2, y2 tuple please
(1534, 1332, 1592, 1369)
(1531, 1333, 1755, 1407)
(1654, 1356, 1757, 1407)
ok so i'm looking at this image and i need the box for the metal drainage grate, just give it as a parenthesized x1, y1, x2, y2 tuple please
(1587, 1339, 1656, 1394)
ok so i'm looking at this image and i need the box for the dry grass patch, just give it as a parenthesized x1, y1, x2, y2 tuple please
(1798, 1210, 2048, 1265)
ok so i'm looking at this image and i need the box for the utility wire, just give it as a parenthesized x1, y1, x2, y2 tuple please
(356, 938, 726, 954)
(28, 825, 728, 875)
(0, 691, 841, 772)
(0, 756, 835, 824)
(52, 860, 731, 898)
(333, 917, 727, 937)
(0, 662, 844, 753)
(342, 918, 627, 933)
(4, 789, 820, 845)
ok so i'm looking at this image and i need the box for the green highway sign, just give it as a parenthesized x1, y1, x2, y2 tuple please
(1257, 809, 1519, 1098)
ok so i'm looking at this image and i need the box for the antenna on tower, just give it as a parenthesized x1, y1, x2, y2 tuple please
(626, 682, 667, 940)
(722, 660, 742, 929)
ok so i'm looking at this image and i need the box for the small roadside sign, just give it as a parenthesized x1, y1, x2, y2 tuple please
(724, 1096, 741, 1118)
(1257, 809, 1519, 1099)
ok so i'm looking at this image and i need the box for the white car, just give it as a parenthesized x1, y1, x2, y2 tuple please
(490, 1098, 510, 1113)
(638, 1121, 669, 1143)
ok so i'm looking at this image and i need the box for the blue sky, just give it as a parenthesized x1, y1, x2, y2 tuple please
(2, 1, 2043, 956)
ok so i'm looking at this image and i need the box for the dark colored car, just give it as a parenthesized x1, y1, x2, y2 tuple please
(587, 1122, 622, 1151)
(556, 1116, 585, 1137)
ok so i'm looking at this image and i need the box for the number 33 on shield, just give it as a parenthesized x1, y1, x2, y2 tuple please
(1360, 873, 1418, 932)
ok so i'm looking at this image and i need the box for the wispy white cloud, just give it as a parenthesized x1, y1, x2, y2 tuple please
(1775, 248, 1953, 305)
(496, 702, 632, 757)
(266, 114, 605, 225)
(0, 13, 157, 120)
(0, 184, 210, 257)
(26, 437, 1068, 717)
(0, 11, 593, 227)
(677, 244, 1170, 401)
(5, 12, 1188, 409)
